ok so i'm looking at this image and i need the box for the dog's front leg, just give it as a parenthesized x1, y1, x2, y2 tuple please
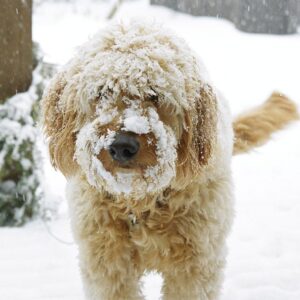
(67, 179, 144, 300)
(160, 199, 231, 300)
(162, 254, 225, 300)
(77, 231, 144, 300)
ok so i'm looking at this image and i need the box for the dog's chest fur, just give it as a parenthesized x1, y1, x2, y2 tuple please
(68, 176, 225, 272)
(112, 197, 197, 271)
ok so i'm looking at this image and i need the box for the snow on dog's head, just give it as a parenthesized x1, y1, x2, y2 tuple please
(42, 21, 218, 199)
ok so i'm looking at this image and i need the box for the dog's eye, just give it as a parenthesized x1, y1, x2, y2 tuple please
(97, 86, 109, 99)
(149, 94, 158, 104)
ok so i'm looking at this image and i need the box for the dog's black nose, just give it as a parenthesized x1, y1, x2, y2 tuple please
(109, 133, 140, 163)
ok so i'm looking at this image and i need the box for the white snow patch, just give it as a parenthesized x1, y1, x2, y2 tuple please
(122, 103, 150, 134)
(123, 115, 150, 134)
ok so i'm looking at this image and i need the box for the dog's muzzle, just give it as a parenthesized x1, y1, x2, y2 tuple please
(75, 106, 177, 197)
(109, 133, 140, 163)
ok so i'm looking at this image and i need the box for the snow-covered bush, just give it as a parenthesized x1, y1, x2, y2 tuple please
(0, 55, 56, 226)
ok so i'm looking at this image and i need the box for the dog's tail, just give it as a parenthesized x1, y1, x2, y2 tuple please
(233, 92, 299, 155)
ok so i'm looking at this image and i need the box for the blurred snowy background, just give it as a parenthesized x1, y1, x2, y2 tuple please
(0, 0, 300, 299)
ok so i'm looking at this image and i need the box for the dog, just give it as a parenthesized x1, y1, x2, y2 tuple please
(41, 22, 298, 300)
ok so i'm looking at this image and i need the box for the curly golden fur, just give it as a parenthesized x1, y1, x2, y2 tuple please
(41, 22, 298, 300)
(233, 92, 299, 154)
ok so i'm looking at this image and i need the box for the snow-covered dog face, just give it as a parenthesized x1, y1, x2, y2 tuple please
(42, 22, 218, 199)
(74, 93, 181, 198)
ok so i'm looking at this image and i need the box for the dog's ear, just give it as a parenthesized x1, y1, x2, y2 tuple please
(193, 84, 217, 166)
(176, 84, 217, 182)
(41, 71, 78, 176)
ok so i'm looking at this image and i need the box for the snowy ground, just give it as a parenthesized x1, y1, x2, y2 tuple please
(1, 0, 300, 299)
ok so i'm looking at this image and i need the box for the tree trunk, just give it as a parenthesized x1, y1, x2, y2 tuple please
(0, 0, 32, 103)
(0, 0, 41, 227)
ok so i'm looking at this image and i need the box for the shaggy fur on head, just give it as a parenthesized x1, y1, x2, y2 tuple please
(42, 21, 298, 300)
